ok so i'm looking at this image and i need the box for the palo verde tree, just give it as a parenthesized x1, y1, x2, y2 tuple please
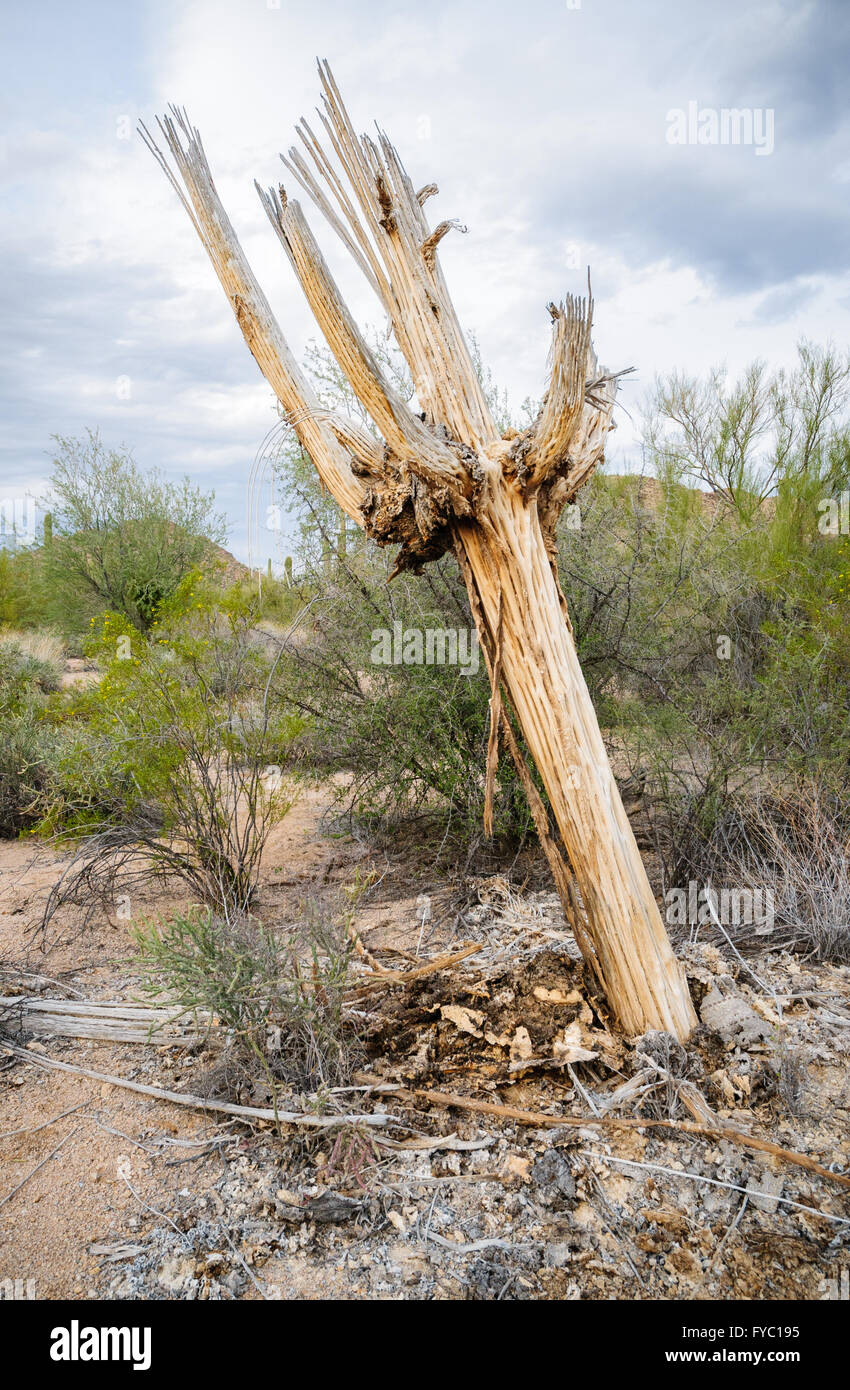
(46, 430, 227, 633)
(142, 63, 696, 1037)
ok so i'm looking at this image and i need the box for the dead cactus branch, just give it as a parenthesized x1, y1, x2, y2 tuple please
(138, 108, 365, 526)
(525, 288, 597, 488)
(421, 218, 467, 272)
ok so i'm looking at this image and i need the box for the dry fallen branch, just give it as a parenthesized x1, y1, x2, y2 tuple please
(0, 1101, 89, 1142)
(346, 942, 485, 995)
(0, 1127, 80, 1211)
(0, 1042, 395, 1130)
(354, 1072, 850, 1191)
(582, 1152, 849, 1227)
(0, 996, 207, 1045)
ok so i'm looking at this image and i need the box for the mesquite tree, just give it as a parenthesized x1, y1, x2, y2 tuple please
(142, 63, 696, 1038)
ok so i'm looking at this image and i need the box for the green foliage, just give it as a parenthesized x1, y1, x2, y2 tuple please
(0, 701, 57, 838)
(0, 547, 48, 627)
(134, 903, 357, 1093)
(0, 634, 65, 837)
(270, 545, 535, 851)
(44, 429, 228, 634)
(225, 571, 305, 629)
(37, 578, 300, 927)
(647, 341, 850, 519)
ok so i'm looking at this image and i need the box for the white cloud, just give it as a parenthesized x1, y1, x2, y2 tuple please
(1, 0, 848, 562)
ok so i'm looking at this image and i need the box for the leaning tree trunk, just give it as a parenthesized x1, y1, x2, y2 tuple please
(456, 494, 695, 1036)
(142, 65, 696, 1038)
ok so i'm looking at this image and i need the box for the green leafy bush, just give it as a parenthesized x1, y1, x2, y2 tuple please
(43, 429, 227, 634)
(270, 546, 535, 852)
(38, 579, 300, 931)
(0, 634, 65, 837)
(0, 702, 57, 838)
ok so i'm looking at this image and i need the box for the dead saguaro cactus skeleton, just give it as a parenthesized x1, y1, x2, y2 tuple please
(141, 62, 697, 1039)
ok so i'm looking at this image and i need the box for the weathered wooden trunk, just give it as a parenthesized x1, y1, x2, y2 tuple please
(456, 482, 695, 1037)
(142, 64, 696, 1038)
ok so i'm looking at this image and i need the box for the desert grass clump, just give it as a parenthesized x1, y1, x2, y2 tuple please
(726, 785, 850, 964)
(0, 627, 65, 672)
(0, 632, 63, 703)
(652, 781, 850, 963)
(133, 899, 358, 1098)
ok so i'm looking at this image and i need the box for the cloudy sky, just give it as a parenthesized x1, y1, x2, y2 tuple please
(2, 0, 848, 564)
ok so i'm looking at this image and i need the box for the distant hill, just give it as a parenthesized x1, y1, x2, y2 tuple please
(208, 543, 252, 584)
(597, 472, 774, 518)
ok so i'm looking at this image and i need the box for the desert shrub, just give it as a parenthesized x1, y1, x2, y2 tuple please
(43, 429, 227, 634)
(699, 784, 850, 963)
(635, 779, 850, 964)
(0, 701, 58, 838)
(0, 547, 50, 627)
(0, 635, 65, 838)
(227, 572, 305, 630)
(268, 543, 536, 853)
(37, 579, 300, 932)
(134, 901, 357, 1095)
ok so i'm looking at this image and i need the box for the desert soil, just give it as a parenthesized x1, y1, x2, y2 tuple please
(1, 789, 849, 1301)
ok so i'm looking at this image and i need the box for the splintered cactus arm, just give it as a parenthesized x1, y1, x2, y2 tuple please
(139, 108, 366, 524)
(256, 183, 470, 496)
(526, 289, 597, 486)
(281, 60, 497, 450)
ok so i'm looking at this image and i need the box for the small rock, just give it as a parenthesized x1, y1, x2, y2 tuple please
(700, 986, 771, 1047)
(156, 1254, 196, 1295)
(510, 1027, 533, 1063)
(531, 1150, 576, 1201)
(543, 1242, 573, 1268)
(502, 1153, 532, 1181)
(747, 1169, 784, 1214)
(665, 1247, 702, 1279)
(303, 1191, 363, 1224)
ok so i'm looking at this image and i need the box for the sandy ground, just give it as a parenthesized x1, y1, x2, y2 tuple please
(0, 790, 350, 1299)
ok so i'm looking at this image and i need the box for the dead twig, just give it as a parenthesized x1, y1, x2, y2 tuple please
(221, 1227, 269, 1300)
(120, 1173, 183, 1235)
(0, 1042, 397, 1130)
(0, 1127, 79, 1211)
(583, 1152, 849, 1227)
(355, 1073, 850, 1190)
(707, 1194, 749, 1274)
(346, 942, 484, 995)
(0, 1101, 89, 1141)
